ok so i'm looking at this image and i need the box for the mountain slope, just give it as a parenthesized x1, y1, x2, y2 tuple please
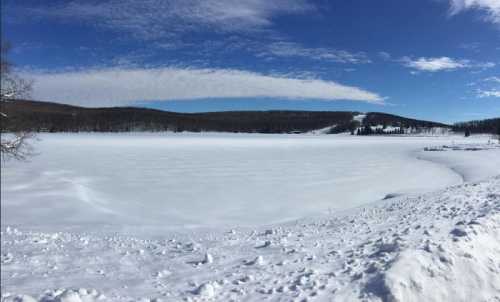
(453, 118, 500, 135)
(1, 100, 449, 134)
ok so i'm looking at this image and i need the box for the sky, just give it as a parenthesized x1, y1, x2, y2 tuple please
(1, 0, 500, 123)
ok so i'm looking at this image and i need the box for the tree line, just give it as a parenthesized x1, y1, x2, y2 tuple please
(1, 100, 458, 135)
(1, 100, 359, 134)
(453, 118, 500, 135)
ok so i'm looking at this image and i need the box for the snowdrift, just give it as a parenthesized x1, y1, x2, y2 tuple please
(2, 176, 499, 301)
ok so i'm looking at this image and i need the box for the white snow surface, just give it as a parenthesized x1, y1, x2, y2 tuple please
(3, 133, 499, 232)
(307, 125, 337, 134)
(1, 133, 500, 301)
(353, 114, 366, 123)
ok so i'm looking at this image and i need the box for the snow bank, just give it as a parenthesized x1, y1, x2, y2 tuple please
(385, 212, 500, 302)
(2, 177, 499, 301)
(1, 288, 106, 302)
(424, 142, 500, 152)
(420, 143, 500, 182)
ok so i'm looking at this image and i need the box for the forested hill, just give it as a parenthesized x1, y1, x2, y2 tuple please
(363, 112, 448, 129)
(453, 118, 500, 135)
(2, 99, 449, 134)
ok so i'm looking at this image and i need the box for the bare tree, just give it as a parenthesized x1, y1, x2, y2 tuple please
(0, 132, 34, 160)
(1, 41, 34, 161)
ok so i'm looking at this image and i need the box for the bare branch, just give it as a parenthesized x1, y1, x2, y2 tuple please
(1, 73, 33, 101)
(1, 40, 35, 160)
(1, 132, 35, 161)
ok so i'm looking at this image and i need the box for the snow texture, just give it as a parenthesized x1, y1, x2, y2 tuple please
(2, 134, 500, 301)
(3, 133, 497, 231)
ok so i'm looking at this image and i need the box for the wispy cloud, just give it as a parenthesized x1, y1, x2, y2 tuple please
(21, 0, 315, 40)
(14, 1, 376, 68)
(459, 42, 481, 51)
(258, 42, 371, 64)
(448, 0, 500, 25)
(469, 76, 500, 98)
(23, 67, 384, 107)
(402, 57, 468, 72)
(477, 89, 500, 98)
(378, 51, 392, 61)
(401, 56, 495, 72)
(484, 76, 500, 83)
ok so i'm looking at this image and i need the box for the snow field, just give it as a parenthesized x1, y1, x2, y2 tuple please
(2, 176, 499, 301)
(2, 133, 500, 301)
(2, 133, 495, 232)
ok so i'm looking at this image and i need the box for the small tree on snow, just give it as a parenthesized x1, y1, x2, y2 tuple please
(1, 41, 34, 161)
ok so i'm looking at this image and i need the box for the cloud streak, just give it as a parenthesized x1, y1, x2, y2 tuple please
(402, 57, 467, 72)
(484, 76, 500, 83)
(477, 89, 500, 98)
(14, 1, 372, 66)
(22, 0, 315, 40)
(258, 42, 371, 64)
(448, 0, 500, 25)
(401, 56, 495, 72)
(23, 67, 384, 107)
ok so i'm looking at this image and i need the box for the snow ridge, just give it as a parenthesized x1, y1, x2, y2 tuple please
(2, 176, 499, 301)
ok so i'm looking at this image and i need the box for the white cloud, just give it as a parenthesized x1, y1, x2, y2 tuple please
(23, 0, 315, 40)
(18, 1, 372, 66)
(402, 57, 468, 72)
(484, 76, 500, 83)
(474, 62, 496, 69)
(448, 0, 500, 24)
(477, 89, 500, 97)
(401, 56, 495, 72)
(459, 42, 481, 51)
(259, 42, 371, 64)
(378, 51, 392, 60)
(24, 67, 384, 107)
(468, 76, 500, 97)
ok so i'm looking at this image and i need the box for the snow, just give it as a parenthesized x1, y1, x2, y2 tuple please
(421, 142, 500, 182)
(353, 114, 366, 123)
(1, 133, 500, 301)
(2, 133, 494, 232)
(307, 125, 337, 134)
(195, 283, 216, 298)
(359, 125, 451, 136)
(383, 193, 500, 302)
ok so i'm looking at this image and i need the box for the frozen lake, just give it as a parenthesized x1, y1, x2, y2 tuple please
(1, 133, 499, 231)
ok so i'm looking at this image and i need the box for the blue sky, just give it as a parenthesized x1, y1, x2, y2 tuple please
(2, 0, 500, 123)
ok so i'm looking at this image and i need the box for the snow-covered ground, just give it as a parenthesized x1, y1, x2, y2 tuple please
(1, 133, 500, 301)
(3, 133, 497, 232)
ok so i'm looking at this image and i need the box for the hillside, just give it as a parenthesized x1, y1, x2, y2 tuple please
(1, 100, 449, 134)
(453, 118, 500, 135)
